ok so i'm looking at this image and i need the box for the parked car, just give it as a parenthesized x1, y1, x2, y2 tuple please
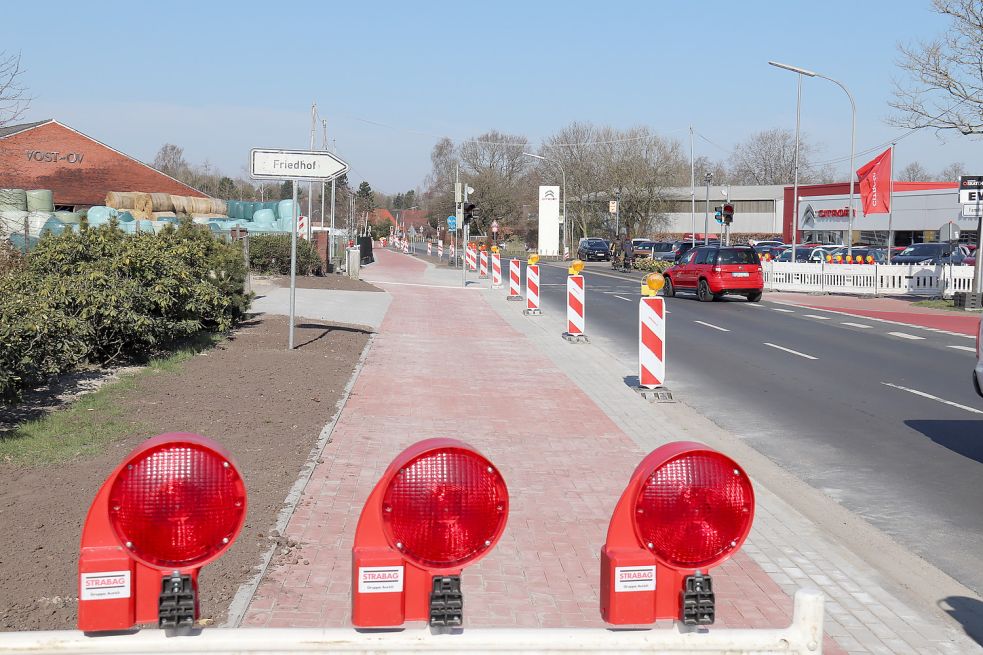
(975, 316, 983, 398)
(632, 241, 675, 261)
(576, 237, 611, 261)
(750, 239, 785, 249)
(671, 237, 719, 262)
(891, 242, 966, 265)
(826, 247, 888, 264)
(775, 246, 830, 263)
(663, 245, 763, 302)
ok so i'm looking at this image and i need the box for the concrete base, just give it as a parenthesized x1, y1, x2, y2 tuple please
(507, 295, 524, 302)
(562, 332, 589, 344)
(634, 385, 674, 403)
(479, 275, 488, 279)
(492, 284, 503, 289)
(522, 308, 542, 316)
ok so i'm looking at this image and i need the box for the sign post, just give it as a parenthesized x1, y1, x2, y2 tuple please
(960, 176, 983, 294)
(250, 148, 350, 349)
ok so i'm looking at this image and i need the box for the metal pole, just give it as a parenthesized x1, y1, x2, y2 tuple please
(791, 74, 803, 262)
(289, 181, 298, 350)
(690, 126, 696, 247)
(973, 181, 982, 293)
(560, 162, 567, 258)
(887, 143, 895, 262)
(704, 173, 711, 245)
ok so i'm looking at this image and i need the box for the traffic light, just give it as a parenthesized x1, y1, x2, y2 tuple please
(714, 206, 723, 224)
(722, 203, 735, 225)
(463, 203, 476, 225)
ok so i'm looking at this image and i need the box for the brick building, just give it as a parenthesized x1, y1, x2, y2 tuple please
(0, 119, 206, 210)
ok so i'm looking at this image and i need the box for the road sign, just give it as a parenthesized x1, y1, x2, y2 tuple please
(250, 148, 349, 181)
(447, 215, 457, 231)
(609, 201, 618, 214)
(492, 220, 499, 234)
(939, 221, 960, 242)
(958, 176, 982, 204)
(963, 204, 982, 217)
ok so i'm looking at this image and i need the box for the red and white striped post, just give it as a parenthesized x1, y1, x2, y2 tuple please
(638, 297, 666, 388)
(479, 250, 489, 278)
(491, 252, 503, 288)
(467, 247, 477, 271)
(402, 240, 409, 254)
(523, 264, 541, 315)
(438, 241, 444, 258)
(450, 243, 456, 262)
(563, 275, 587, 342)
(427, 242, 432, 256)
(507, 259, 523, 301)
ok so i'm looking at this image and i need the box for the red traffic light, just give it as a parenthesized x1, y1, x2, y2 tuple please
(601, 441, 754, 625)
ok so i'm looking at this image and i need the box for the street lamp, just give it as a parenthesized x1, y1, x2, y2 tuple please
(769, 60, 857, 259)
(703, 172, 713, 245)
(523, 152, 566, 257)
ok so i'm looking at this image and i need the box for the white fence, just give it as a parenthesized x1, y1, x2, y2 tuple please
(763, 262, 976, 298)
(0, 590, 824, 655)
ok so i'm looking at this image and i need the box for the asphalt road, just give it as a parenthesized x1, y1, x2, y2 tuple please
(534, 261, 983, 596)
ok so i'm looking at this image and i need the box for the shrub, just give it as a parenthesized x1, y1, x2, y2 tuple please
(248, 234, 322, 275)
(632, 258, 673, 273)
(0, 219, 249, 401)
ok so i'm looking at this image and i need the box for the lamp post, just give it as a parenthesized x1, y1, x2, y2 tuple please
(523, 152, 566, 256)
(703, 172, 713, 245)
(769, 60, 856, 259)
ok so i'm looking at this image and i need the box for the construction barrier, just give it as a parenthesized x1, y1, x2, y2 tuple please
(450, 243, 455, 260)
(638, 297, 666, 388)
(762, 261, 975, 298)
(402, 240, 409, 254)
(297, 214, 307, 239)
(507, 258, 522, 300)
(467, 246, 477, 271)
(438, 241, 444, 258)
(492, 252, 503, 288)
(524, 264, 541, 314)
(565, 275, 586, 338)
(479, 250, 489, 278)
(427, 242, 432, 256)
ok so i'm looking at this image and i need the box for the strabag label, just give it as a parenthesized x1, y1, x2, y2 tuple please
(615, 566, 656, 592)
(358, 566, 404, 594)
(80, 570, 131, 601)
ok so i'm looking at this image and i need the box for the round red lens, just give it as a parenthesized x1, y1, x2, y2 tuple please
(108, 441, 246, 568)
(634, 451, 753, 569)
(382, 447, 508, 568)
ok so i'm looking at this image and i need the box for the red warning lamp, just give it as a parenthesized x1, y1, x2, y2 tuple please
(601, 442, 753, 627)
(352, 438, 508, 629)
(78, 434, 246, 633)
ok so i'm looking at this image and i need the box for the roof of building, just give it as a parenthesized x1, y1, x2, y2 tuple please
(399, 209, 429, 229)
(0, 119, 53, 140)
(371, 209, 397, 224)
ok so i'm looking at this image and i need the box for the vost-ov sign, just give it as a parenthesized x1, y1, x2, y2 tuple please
(250, 148, 350, 181)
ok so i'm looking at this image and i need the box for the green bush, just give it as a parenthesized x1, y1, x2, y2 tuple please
(632, 258, 673, 273)
(248, 234, 322, 276)
(0, 219, 249, 402)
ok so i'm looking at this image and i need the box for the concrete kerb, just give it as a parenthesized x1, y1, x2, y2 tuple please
(224, 334, 377, 628)
(482, 287, 982, 653)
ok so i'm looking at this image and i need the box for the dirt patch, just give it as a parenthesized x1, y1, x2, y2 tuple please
(263, 274, 382, 292)
(0, 314, 370, 631)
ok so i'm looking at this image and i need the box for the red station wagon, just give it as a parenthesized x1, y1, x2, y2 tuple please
(663, 245, 764, 302)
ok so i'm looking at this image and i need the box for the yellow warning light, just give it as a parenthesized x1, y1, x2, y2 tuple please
(568, 259, 585, 275)
(528, 254, 540, 265)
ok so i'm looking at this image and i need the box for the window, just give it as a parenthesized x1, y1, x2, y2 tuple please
(695, 248, 716, 264)
(653, 242, 673, 252)
(679, 250, 697, 264)
(715, 248, 759, 265)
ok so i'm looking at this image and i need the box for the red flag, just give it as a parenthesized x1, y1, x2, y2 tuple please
(856, 148, 892, 215)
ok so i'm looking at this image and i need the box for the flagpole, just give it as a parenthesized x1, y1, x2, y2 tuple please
(886, 143, 895, 263)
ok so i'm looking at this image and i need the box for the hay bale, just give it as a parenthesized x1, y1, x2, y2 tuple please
(54, 211, 81, 224)
(149, 193, 175, 212)
(152, 211, 177, 220)
(209, 198, 227, 215)
(170, 195, 188, 214)
(0, 189, 28, 212)
(26, 189, 54, 212)
(105, 191, 151, 211)
(0, 210, 29, 234)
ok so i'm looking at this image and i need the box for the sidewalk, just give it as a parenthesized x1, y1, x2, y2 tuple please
(237, 249, 981, 654)
(767, 292, 981, 336)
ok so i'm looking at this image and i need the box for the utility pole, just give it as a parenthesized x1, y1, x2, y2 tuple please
(690, 126, 696, 247)
(308, 102, 316, 242)
(704, 172, 713, 245)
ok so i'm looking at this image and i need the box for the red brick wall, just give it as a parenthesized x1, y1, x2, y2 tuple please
(0, 121, 207, 207)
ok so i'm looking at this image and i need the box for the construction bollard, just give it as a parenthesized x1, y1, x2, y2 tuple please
(427, 242, 432, 256)
(563, 275, 588, 343)
(438, 241, 444, 258)
(479, 251, 489, 278)
(638, 297, 666, 388)
(507, 259, 523, 301)
(523, 264, 542, 315)
(492, 252, 503, 289)
(403, 241, 409, 254)
(467, 247, 477, 271)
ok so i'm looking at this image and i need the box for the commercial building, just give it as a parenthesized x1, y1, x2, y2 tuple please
(659, 185, 786, 238)
(0, 119, 206, 210)
(781, 181, 968, 246)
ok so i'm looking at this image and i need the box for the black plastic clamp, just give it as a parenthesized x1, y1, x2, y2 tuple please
(681, 572, 715, 626)
(429, 575, 463, 629)
(159, 572, 196, 632)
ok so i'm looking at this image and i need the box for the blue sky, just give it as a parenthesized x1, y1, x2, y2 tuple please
(2, 0, 979, 192)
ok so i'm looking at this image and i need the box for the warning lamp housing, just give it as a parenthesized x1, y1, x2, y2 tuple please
(601, 441, 754, 626)
(352, 438, 508, 628)
(78, 433, 246, 633)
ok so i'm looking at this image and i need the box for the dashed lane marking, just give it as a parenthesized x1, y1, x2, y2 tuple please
(803, 314, 831, 320)
(763, 342, 817, 360)
(841, 322, 873, 329)
(770, 301, 976, 339)
(888, 331, 925, 340)
(771, 308, 795, 313)
(613, 295, 633, 302)
(947, 345, 977, 353)
(881, 382, 983, 415)
(694, 320, 729, 332)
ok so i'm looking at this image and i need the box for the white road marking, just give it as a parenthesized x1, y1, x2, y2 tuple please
(947, 345, 977, 353)
(771, 308, 795, 313)
(881, 382, 983, 415)
(803, 314, 831, 320)
(694, 320, 729, 332)
(771, 301, 976, 340)
(613, 295, 633, 302)
(841, 322, 872, 329)
(888, 331, 925, 340)
(763, 342, 817, 360)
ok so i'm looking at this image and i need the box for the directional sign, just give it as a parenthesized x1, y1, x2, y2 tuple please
(447, 215, 457, 231)
(250, 148, 349, 181)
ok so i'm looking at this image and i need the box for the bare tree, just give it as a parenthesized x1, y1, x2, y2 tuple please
(939, 161, 967, 181)
(457, 131, 532, 236)
(0, 51, 30, 127)
(728, 128, 833, 185)
(152, 143, 190, 179)
(890, 0, 983, 135)
(898, 161, 931, 181)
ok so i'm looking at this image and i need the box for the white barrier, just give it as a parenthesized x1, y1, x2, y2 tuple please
(0, 589, 824, 654)
(763, 262, 975, 298)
